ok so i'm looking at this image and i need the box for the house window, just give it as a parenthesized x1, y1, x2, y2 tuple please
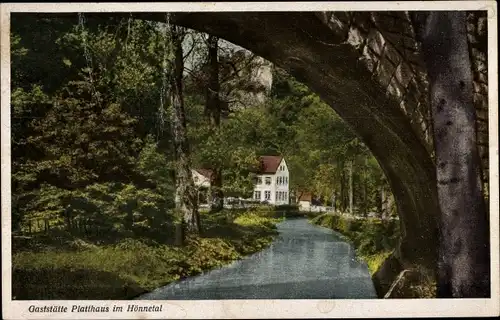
(277, 177, 281, 185)
(265, 177, 271, 185)
(257, 176, 262, 185)
(254, 191, 261, 200)
(264, 191, 271, 200)
(194, 177, 199, 183)
(275, 192, 279, 202)
(285, 177, 288, 185)
(278, 191, 283, 201)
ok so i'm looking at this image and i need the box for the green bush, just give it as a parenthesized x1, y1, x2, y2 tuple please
(275, 204, 302, 217)
(310, 213, 400, 275)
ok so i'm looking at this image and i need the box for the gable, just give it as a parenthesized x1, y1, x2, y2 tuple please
(276, 158, 288, 173)
(194, 168, 213, 180)
(258, 155, 283, 174)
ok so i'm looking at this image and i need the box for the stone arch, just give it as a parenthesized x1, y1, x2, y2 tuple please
(159, 12, 441, 296)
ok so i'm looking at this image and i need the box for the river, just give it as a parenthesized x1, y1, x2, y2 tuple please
(137, 218, 377, 299)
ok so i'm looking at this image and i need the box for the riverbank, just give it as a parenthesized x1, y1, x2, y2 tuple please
(12, 209, 282, 300)
(310, 213, 398, 275)
(137, 218, 377, 300)
(310, 213, 436, 298)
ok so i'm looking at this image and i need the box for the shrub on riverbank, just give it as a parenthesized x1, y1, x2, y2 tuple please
(244, 204, 304, 219)
(310, 213, 436, 298)
(12, 209, 280, 300)
(310, 213, 399, 274)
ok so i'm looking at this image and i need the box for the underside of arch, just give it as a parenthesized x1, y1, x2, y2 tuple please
(158, 12, 441, 296)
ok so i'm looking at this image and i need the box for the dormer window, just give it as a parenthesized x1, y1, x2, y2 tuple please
(257, 176, 262, 185)
(265, 177, 271, 185)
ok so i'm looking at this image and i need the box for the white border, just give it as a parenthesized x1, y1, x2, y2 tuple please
(1, 2, 498, 319)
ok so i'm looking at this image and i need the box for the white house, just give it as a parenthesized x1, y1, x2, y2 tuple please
(191, 155, 290, 206)
(252, 156, 289, 205)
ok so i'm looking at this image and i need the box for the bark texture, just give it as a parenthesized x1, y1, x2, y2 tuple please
(466, 11, 489, 200)
(169, 24, 201, 238)
(412, 11, 490, 298)
(348, 160, 354, 214)
(205, 35, 224, 213)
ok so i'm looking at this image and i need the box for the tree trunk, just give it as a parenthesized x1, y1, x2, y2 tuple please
(380, 186, 386, 219)
(65, 207, 72, 232)
(210, 169, 224, 213)
(205, 35, 224, 213)
(339, 168, 345, 212)
(169, 24, 201, 240)
(331, 191, 336, 212)
(125, 205, 133, 231)
(362, 158, 368, 217)
(205, 35, 222, 128)
(413, 11, 490, 298)
(348, 160, 353, 215)
(296, 191, 303, 205)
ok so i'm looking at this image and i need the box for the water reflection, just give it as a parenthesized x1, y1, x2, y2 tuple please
(137, 219, 377, 300)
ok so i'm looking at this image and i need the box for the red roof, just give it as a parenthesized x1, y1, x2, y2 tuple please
(298, 192, 312, 202)
(194, 168, 213, 179)
(258, 155, 283, 174)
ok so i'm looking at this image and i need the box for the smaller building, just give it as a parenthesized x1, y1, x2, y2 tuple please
(298, 192, 312, 211)
(192, 169, 213, 205)
(192, 169, 212, 188)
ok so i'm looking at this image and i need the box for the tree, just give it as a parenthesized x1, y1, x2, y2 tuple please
(10, 15, 181, 236)
(347, 160, 353, 214)
(168, 23, 201, 241)
(412, 11, 490, 298)
(204, 35, 224, 212)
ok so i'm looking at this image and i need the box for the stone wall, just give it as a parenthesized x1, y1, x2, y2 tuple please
(318, 11, 489, 192)
(467, 11, 489, 195)
(317, 12, 433, 155)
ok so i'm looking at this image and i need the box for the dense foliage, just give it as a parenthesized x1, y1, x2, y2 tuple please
(11, 15, 175, 235)
(11, 14, 394, 236)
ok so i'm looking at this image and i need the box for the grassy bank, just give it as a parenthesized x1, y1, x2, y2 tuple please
(12, 209, 282, 300)
(310, 213, 436, 298)
(310, 213, 399, 275)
